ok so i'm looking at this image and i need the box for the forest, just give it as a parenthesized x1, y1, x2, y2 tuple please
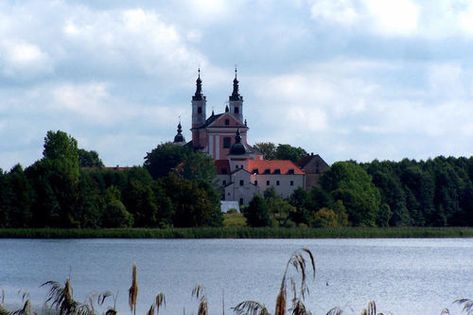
(1, 130, 473, 229)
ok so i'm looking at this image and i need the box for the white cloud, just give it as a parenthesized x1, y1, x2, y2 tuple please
(364, 0, 419, 36)
(310, 0, 360, 26)
(0, 40, 53, 78)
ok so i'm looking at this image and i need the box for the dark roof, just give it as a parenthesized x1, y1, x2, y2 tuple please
(297, 154, 329, 169)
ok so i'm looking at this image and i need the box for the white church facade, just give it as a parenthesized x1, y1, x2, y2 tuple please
(173, 69, 329, 206)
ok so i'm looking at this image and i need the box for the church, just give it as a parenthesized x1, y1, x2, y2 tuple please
(172, 69, 329, 206)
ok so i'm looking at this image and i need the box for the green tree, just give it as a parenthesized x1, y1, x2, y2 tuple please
(179, 152, 216, 183)
(275, 144, 307, 163)
(163, 173, 222, 227)
(312, 208, 338, 228)
(244, 194, 271, 227)
(253, 142, 276, 160)
(122, 167, 159, 227)
(75, 171, 103, 228)
(78, 149, 104, 168)
(288, 187, 311, 225)
(0, 169, 6, 227)
(332, 200, 350, 227)
(321, 161, 381, 226)
(3, 165, 33, 227)
(102, 186, 134, 228)
(26, 130, 81, 227)
(143, 143, 190, 179)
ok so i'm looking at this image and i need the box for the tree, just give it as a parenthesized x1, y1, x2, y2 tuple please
(75, 171, 103, 228)
(26, 130, 81, 227)
(3, 165, 33, 227)
(288, 187, 311, 225)
(321, 161, 381, 226)
(312, 208, 338, 228)
(78, 149, 104, 168)
(275, 144, 307, 163)
(244, 195, 271, 227)
(163, 173, 222, 227)
(102, 186, 133, 228)
(254, 142, 276, 160)
(143, 143, 190, 179)
(122, 167, 158, 227)
(43, 130, 80, 181)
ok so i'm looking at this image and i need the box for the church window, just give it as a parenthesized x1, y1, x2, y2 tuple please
(276, 180, 280, 186)
(223, 180, 226, 186)
(290, 180, 294, 186)
(254, 180, 258, 186)
(288, 169, 294, 174)
(274, 169, 281, 174)
(315, 167, 320, 174)
(198, 107, 202, 114)
(221, 168, 228, 174)
(264, 169, 271, 174)
(266, 180, 270, 186)
(240, 180, 244, 186)
(223, 137, 231, 148)
(239, 198, 244, 205)
(225, 119, 230, 126)
(252, 169, 259, 174)
(234, 107, 239, 114)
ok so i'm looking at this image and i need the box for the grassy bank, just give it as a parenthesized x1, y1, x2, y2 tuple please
(1, 226, 473, 239)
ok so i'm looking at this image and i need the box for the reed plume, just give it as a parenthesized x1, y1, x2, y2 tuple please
(128, 264, 138, 315)
(192, 285, 208, 315)
(146, 304, 154, 315)
(276, 248, 316, 315)
(325, 307, 343, 315)
(232, 301, 270, 315)
(455, 298, 473, 315)
(11, 299, 33, 315)
(42, 279, 79, 315)
(155, 292, 166, 315)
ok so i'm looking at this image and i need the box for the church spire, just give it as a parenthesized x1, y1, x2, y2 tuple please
(193, 68, 204, 101)
(230, 66, 242, 101)
(173, 120, 186, 144)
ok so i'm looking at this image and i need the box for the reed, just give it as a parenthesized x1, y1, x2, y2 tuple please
(2, 227, 473, 239)
(128, 264, 138, 315)
(192, 285, 208, 315)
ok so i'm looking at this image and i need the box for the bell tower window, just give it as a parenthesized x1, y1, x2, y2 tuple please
(198, 107, 202, 114)
(234, 107, 239, 114)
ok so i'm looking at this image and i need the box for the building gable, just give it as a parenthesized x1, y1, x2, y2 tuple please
(207, 113, 246, 129)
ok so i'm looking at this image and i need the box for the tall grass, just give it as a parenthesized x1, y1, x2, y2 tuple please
(1, 227, 473, 239)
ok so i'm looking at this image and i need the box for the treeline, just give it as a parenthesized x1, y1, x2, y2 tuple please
(0, 131, 222, 228)
(243, 158, 473, 228)
(1, 130, 473, 229)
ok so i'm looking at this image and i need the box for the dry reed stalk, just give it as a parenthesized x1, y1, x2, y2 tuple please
(128, 264, 138, 315)
(155, 292, 166, 315)
(192, 285, 208, 315)
(232, 301, 270, 315)
(42, 278, 79, 315)
(275, 248, 316, 315)
(326, 307, 343, 315)
(455, 298, 473, 315)
(146, 304, 155, 315)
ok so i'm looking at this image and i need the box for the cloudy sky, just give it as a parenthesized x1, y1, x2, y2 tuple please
(1, 0, 473, 169)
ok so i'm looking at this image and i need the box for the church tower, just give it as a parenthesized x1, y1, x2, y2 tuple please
(191, 68, 206, 148)
(229, 67, 243, 123)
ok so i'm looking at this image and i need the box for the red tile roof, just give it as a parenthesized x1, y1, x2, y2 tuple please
(246, 160, 305, 175)
(215, 159, 231, 175)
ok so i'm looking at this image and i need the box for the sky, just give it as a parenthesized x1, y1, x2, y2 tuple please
(2, 0, 473, 170)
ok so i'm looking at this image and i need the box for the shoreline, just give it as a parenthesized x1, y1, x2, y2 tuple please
(1, 227, 473, 239)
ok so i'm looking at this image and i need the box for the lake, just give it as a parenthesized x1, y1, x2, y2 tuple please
(1, 238, 473, 315)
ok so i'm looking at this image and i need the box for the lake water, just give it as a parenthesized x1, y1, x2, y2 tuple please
(1, 238, 473, 315)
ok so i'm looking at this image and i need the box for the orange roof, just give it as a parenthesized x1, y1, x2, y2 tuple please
(246, 160, 305, 175)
